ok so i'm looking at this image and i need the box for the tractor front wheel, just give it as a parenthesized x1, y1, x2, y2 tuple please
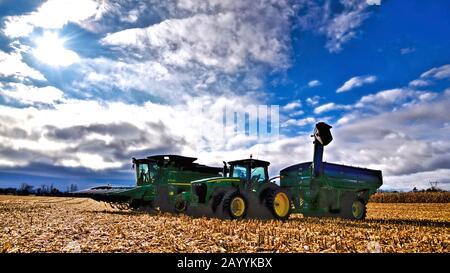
(222, 191, 248, 219)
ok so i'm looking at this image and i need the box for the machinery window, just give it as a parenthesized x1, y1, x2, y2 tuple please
(148, 163, 159, 182)
(137, 163, 150, 184)
(251, 167, 266, 182)
(232, 165, 247, 179)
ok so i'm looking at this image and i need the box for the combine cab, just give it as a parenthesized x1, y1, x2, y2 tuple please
(76, 155, 221, 211)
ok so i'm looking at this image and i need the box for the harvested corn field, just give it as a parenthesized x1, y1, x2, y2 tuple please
(0, 195, 449, 253)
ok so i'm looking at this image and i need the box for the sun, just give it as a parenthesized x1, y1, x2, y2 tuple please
(33, 32, 80, 67)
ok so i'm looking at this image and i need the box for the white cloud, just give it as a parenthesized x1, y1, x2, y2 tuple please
(314, 103, 336, 114)
(102, 7, 292, 72)
(306, 96, 321, 106)
(1, 83, 64, 105)
(366, 0, 381, 5)
(289, 110, 304, 117)
(61, 153, 122, 170)
(356, 88, 437, 109)
(282, 101, 302, 111)
(406, 63, 450, 91)
(0, 50, 46, 81)
(3, 0, 100, 38)
(2, 17, 34, 38)
(400, 47, 415, 55)
(298, 0, 374, 53)
(76, 1, 298, 100)
(336, 75, 377, 93)
(420, 64, 450, 80)
(307, 80, 321, 88)
(283, 117, 315, 127)
(409, 79, 431, 87)
(358, 88, 403, 105)
(314, 102, 351, 114)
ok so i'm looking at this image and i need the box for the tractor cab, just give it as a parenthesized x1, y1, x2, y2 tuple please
(226, 158, 270, 185)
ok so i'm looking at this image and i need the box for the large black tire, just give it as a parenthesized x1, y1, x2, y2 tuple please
(264, 188, 292, 220)
(174, 194, 188, 213)
(222, 191, 248, 219)
(156, 186, 175, 213)
(211, 190, 226, 213)
(340, 194, 367, 220)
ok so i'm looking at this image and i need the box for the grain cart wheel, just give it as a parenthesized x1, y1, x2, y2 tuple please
(351, 199, 366, 220)
(265, 188, 291, 220)
(341, 194, 367, 220)
(222, 191, 248, 219)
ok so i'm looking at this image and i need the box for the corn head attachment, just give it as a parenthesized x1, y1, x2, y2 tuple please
(74, 155, 222, 211)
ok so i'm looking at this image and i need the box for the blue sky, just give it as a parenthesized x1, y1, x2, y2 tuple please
(0, 0, 449, 191)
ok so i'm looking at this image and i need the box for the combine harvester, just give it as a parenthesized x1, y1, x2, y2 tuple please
(78, 122, 382, 220)
(76, 155, 222, 212)
(180, 122, 382, 220)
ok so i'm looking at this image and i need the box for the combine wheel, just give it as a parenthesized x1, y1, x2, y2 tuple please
(174, 194, 188, 213)
(265, 188, 291, 220)
(222, 191, 248, 219)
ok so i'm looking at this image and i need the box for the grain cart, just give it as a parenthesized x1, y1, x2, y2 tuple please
(280, 122, 383, 220)
(183, 122, 382, 220)
(76, 154, 221, 212)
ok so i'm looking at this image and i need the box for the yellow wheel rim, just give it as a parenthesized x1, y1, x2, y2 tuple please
(352, 200, 364, 219)
(274, 192, 290, 217)
(230, 197, 245, 217)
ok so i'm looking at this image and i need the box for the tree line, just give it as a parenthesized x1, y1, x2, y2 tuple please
(0, 183, 78, 196)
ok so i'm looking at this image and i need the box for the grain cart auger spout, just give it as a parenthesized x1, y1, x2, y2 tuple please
(74, 155, 222, 212)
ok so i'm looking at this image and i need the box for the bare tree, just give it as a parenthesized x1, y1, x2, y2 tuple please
(67, 184, 78, 193)
(18, 183, 34, 195)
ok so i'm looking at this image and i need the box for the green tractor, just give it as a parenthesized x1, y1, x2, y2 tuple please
(183, 122, 382, 220)
(76, 154, 222, 212)
(183, 157, 292, 220)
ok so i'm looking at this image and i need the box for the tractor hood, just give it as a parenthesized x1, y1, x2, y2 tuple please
(190, 176, 240, 184)
(190, 176, 222, 184)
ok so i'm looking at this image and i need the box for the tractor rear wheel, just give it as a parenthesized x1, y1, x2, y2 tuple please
(222, 191, 248, 219)
(340, 194, 367, 220)
(265, 188, 291, 220)
(211, 190, 226, 213)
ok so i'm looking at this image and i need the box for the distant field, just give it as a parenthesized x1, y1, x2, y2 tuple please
(369, 192, 450, 203)
(0, 195, 449, 253)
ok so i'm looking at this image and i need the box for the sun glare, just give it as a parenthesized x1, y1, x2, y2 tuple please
(33, 32, 80, 67)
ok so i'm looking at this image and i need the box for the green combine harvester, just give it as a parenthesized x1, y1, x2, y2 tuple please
(180, 122, 382, 220)
(76, 155, 221, 212)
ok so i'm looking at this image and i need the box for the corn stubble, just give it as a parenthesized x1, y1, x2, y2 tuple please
(0, 195, 448, 253)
